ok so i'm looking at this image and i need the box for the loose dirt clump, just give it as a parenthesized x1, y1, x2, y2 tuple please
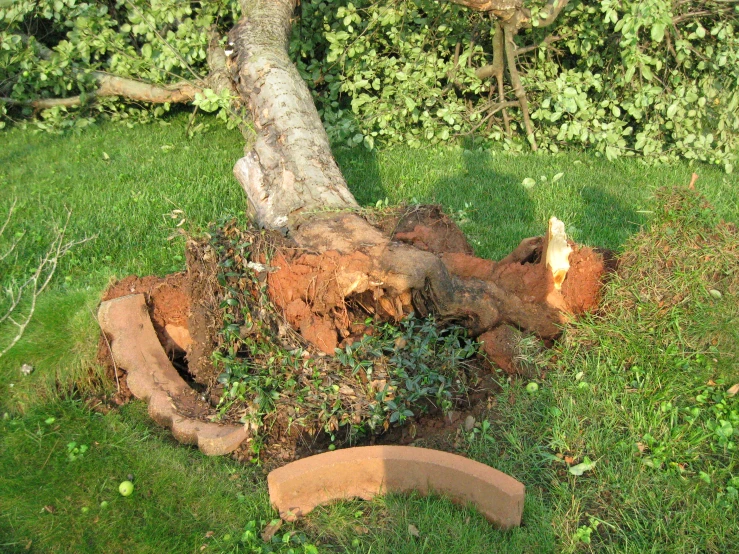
(185, 239, 224, 386)
(377, 204, 474, 255)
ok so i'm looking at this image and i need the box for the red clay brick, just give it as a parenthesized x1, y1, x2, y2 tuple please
(98, 294, 248, 456)
(268, 445, 525, 529)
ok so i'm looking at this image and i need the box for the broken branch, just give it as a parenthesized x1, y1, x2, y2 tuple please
(1, 73, 200, 110)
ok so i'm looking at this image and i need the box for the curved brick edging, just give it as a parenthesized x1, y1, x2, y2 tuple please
(98, 294, 248, 456)
(267, 445, 525, 529)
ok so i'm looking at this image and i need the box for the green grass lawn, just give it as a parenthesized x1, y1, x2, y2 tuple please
(1, 113, 737, 553)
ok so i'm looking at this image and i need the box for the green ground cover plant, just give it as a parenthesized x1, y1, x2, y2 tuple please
(1, 115, 737, 552)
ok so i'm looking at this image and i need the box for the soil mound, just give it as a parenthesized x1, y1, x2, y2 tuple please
(97, 205, 608, 465)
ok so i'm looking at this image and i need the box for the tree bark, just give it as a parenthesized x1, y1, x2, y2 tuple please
(231, 0, 357, 233)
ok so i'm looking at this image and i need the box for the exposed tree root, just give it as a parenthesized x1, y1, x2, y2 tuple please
(264, 208, 606, 362)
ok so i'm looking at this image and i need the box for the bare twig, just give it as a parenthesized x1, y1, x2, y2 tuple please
(516, 34, 561, 56)
(460, 100, 519, 136)
(0, 208, 97, 359)
(0, 199, 17, 237)
(503, 23, 537, 150)
(0, 200, 25, 263)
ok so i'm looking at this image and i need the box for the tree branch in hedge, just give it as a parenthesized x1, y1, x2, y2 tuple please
(449, 0, 564, 148)
(515, 33, 561, 55)
(533, 0, 570, 28)
(475, 22, 511, 135)
(1, 73, 200, 110)
(503, 23, 537, 150)
(476, 33, 561, 81)
(463, 99, 519, 136)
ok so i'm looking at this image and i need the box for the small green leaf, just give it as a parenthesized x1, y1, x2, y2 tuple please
(651, 23, 666, 43)
(552, 172, 564, 182)
(569, 457, 596, 476)
(522, 177, 536, 189)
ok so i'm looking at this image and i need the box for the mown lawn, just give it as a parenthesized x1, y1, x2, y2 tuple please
(1, 113, 737, 553)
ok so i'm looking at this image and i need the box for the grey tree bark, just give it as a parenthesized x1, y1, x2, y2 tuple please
(230, 0, 357, 233)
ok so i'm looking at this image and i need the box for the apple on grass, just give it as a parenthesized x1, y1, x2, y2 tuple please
(119, 481, 134, 497)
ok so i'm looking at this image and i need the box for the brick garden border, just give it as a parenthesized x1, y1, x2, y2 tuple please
(98, 294, 248, 456)
(268, 445, 525, 529)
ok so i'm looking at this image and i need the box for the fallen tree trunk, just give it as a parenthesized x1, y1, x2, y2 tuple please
(228, 0, 606, 361)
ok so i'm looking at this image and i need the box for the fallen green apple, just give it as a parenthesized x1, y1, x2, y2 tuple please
(100, 501, 109, 509)
(526, 382, 539, 393)
(119, 481, 134, 497)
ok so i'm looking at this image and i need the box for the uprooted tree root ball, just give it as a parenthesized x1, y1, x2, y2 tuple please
(99, 205, 608, 464)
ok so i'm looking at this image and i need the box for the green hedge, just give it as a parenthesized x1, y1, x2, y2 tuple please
(1, 0, 737, 170)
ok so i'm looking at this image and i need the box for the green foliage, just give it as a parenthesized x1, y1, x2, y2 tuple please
(291, 0, 489, 149)
(3, 0, 738, 167)
(208, 218, 478, 445)
(0, 0, 241, 126)
(335, 316, 479, 425)
(291, 0, 739, 170)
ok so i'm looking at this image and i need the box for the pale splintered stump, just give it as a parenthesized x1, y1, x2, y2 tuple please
(545, 216, 573, 290)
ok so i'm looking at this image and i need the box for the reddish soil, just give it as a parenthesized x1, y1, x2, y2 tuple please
(267, 210, 606, 355)
(561, 246, 609, 313)
(379, 204, 474, 255)
(267, 249, 415, 355)
(97, 212, 607, 377)
(184, 239, 223, 386)
(478, 326, 521, 375)
(97, 273, 193, 407)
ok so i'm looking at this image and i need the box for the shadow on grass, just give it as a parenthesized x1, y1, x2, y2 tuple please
(337, 141, 648, 258)
(576, 184, 644, 252)
(334, 146, 385, 207)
